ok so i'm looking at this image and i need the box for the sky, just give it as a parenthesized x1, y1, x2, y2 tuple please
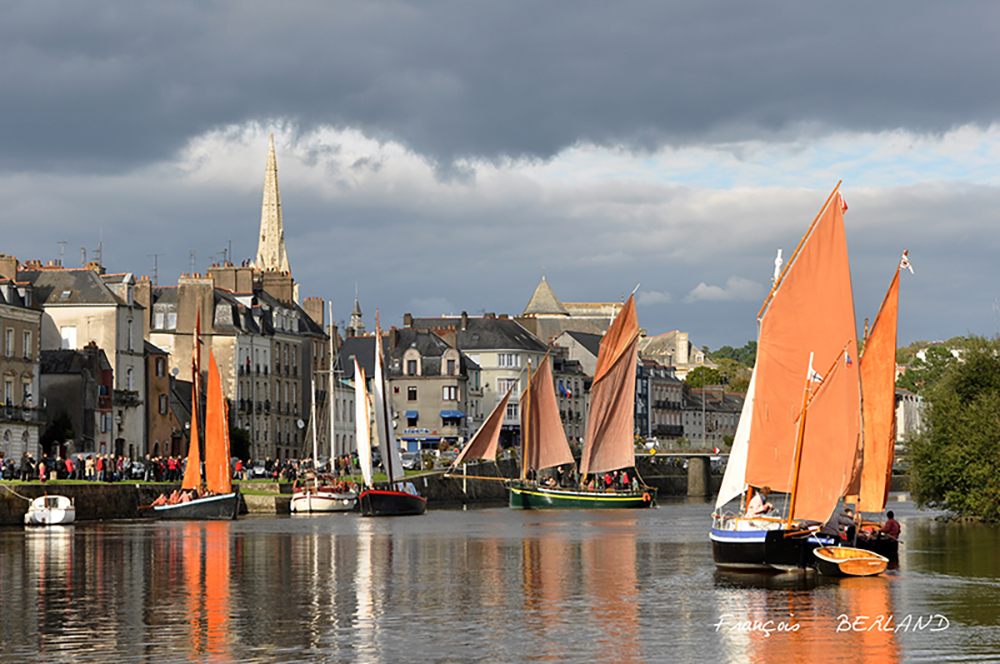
(4, 2, 1000, 350)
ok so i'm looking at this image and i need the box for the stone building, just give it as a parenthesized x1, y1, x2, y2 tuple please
(639, 330, 716, 380)
(39, 343, 113, 457)
(516, 275, 624, 343)
(18, 261, 146, 457)
(0, 260, 43, 460)
(682, 385, 744, 450)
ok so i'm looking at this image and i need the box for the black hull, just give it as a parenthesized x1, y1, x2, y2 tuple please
(711, 525, 836, 570)
(142, 493, 239, 520)
(854, 535, 899, 560)
(359, 489, 427, 516)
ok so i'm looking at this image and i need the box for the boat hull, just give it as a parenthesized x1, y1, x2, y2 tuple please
(142, 492, 240, 520)
(24, 496, 76, 526)
(290, 489, 357, 513)
(855, 535, 899, 560)
(359, 489, 427, 516)
(508, 481, 656, 509)
(710, 523, 836, 571)
(813, 546, 889, 577)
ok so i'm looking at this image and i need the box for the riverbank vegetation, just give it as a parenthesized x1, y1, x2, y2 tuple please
(907, 336, 1000, 520)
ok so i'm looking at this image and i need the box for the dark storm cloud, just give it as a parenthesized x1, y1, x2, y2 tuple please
(3, 2, 999, 172)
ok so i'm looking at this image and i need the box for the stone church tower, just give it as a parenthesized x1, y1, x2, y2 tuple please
(254, 134, 292, 275)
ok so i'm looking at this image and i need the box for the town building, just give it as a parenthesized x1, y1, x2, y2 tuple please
(637, 359, 685, 443)
(639, 330, 716, 380)
(18, 261, 146, 457)
(406, 312, 550, 449)
(517, 275, 624, 343)
(0, 262, 44, 460)
(39, 343, 113, 457)
(682, 385, 744, 449)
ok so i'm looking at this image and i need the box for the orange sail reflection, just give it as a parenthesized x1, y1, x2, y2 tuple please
(182, 521, 233, 662)
(582, 523, 640, 663)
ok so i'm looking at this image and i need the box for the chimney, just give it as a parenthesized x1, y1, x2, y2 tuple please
(0, 254, 17, 280)
(302, 296, 324, 328)
(460, 311, 468, 331)
(403, 313, 413, 328)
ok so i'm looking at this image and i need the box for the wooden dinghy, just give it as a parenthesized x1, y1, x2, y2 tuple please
(813, 546, 889, 577)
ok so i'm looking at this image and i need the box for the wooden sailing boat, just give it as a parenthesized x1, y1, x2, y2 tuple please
(711, 185, 862, 569)
(853, 252, 910, 559)
(356, 328, 427, 516)
(509, 294, 656, 509)
(290, 375, 358, 513)
(143, 310, 239, 520)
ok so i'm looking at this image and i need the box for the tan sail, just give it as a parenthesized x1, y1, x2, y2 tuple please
(453, 386, 513, 467)
(580, 293, 640, 476)
(858, 265, 901, 513)
(744, 189, 862, 524)
(521, 357, 575, 474)
(181, 376, 201, 491)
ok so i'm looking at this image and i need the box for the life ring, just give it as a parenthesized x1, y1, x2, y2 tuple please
(642, 492, 651, 502)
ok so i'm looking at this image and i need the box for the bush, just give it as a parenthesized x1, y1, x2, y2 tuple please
(910, 336, 1000, 520)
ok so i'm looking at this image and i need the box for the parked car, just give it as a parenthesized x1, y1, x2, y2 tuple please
(401, 452, 422, 471)
(249, 462, 270, 479)
(129, 461, 146, 480)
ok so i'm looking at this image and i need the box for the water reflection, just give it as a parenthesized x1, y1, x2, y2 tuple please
(1, 500, 998, 662)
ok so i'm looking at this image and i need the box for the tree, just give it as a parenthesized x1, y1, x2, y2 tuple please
(909, 336, 1000, 520)
(709, 341, 757, 367)
(40, 412, 74, 455)
(685, 366, 722, 388)
(229, 426, 251, 461)
(896, 343, 961, 394)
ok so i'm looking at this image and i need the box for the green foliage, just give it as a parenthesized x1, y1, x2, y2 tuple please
(909, 336, 1000, 520)
(40, 412, 74, 454)
(709, 341, 757, 367)
(713, 358, 751, 393)
(230, 426, 251, 460)
(685, 366, 722, 388)
(896, 343, 961, 394)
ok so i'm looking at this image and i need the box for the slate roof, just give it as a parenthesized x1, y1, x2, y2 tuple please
(40, 348, 111, 374)
(410, 316, 547, 353)
(21, 269, 123, 306)
(560, 330, 603, 359)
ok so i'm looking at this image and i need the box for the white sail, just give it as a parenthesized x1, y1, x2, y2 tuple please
(715, 367, 756, 510)
(373, 332, 406, 483)
(354, 359, 373, 488)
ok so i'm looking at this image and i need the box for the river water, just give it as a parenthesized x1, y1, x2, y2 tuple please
(0, 495, 997, 663)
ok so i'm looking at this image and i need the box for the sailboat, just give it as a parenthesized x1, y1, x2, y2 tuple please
(144, 347, 240, 520)
(355, 328, 427, 517)
(290, 375, 358, 513)
(710, 185, 862, 569)
(508, 294, 657, 509)
(853, 252, 911, 559)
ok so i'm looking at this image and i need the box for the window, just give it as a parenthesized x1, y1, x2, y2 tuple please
(167, 312, 177, 329)
(407, 386, 417, 401)
(505, 402, 519, 420)
(159, 394, 168, 415)
(154, 312, 165, 329)
(443, 386, 458, 401)
(4, 329, 12, 357)
(447, 359, 456, 376)
(497, 377, 519, 396)
(61, 326, 76, 350)
(22, 331, 31, 359)
(407, 359, 417, 375)
(497, 353, 520, 368)
(127, 319, 134, 352)
(100, 413, 110, 433)
(156, 357, 166, 377)
(22, 380, 31, 405)
(126, 367, 134, 391)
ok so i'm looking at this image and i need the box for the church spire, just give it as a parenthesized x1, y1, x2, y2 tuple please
(254, 134, 291, 274)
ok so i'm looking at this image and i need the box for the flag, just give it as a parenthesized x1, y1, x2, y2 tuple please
(807, 352, 823, 384)
(900, 250, 914, 274)
(841, 196, 849, 213)
(845, 351, 852, 367)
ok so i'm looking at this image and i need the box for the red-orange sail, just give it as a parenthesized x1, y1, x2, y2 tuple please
(204, 349, 232, 495)
(453, 386, 513, 466)
(181, 377, 202, 491)
(521, 357, 575, 475)
(858, 266, 901, 513)
(744, 189, 863, 524)
(580, 294, 640, 476)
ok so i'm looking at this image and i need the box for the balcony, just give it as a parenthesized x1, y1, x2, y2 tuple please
(113, 390, 142, 408)
(264, 399, 271, 413)
(0, 405, 45, 423)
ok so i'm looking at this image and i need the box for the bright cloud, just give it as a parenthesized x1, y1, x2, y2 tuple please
(684, 277, 767, 304)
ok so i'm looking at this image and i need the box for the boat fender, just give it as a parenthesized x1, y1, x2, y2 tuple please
(642, 492, 651, 502)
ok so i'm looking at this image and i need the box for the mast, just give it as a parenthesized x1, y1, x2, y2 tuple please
(310, 376, 319, 487)
(520, 359, 531, 481)
(329, 300, 336, 459)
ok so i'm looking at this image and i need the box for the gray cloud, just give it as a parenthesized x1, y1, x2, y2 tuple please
(3, 2, 1000, 172)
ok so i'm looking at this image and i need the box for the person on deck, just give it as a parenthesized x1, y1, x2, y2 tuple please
(746, 486, 774, 517)
(880, 510, 901, 540)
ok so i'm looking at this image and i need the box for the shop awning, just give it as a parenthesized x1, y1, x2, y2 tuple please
(440, 410, 466, 419)
(405, 410, 419, 419)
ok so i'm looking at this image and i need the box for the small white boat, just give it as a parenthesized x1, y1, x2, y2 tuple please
(24, 495, 76, 526)
(290, 485, 358, 513)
